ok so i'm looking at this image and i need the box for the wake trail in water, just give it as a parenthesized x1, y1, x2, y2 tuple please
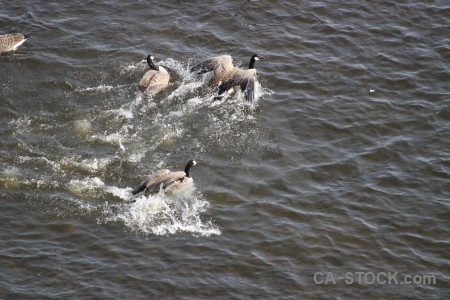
(64, 174, 220, 236)
(5, 56, 271, 237)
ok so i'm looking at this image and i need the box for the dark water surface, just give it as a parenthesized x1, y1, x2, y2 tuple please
(1, 0, 449, 299)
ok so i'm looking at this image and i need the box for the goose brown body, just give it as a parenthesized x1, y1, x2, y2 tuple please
(132, 160, 197, 196)
(191, 54, 263, 102)
(139, 55, 170, 93)
(0, 33, 28, 53)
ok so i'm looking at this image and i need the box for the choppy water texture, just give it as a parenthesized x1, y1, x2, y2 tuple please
(1, 0, 449, 299)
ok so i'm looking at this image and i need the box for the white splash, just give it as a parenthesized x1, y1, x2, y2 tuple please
(73, 119, 93, 135)
(76, 84, 114, 93)
(120, 61, 147, 75)
(2, 166, 21, 176)
(89, 132, 126, 150)
(167, 80, 205, 101)
(106, 107, 134, 120)
(67, 177, 106, 200)
(101, 186, 221, 237)
(0, 166, 22, 188)
(127, 152, 145, 163)
(9, 117, 33, 134)
(17, 155, 61, 172)
(65, 173, 220, 237)
(60, 156, 112, 173)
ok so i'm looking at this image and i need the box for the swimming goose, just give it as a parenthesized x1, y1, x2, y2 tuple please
(0, 33, 28, 53)
(216, 54, 263, 102)
(132, 160, 197, 196)
(139, 55, 170, 93)
(190, 54, 263, 102)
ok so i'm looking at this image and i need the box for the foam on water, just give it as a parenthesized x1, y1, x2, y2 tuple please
(9, 117, 32, 133)
(2, 166, 21, 177)
(120, 61, 147, 74)
(17, 155, 61, 172)
(157, 58, 208, 102)
(67, 177, 106, 200)
(0, 166, 22, 189)
(88, 132, 127, 151)
(101, 187, 221, 237)
(75, 84, 115, 94)
(60, 156, 112, 173)
(105, 185, 133, 200)
(63, 168, 220, 237)
(67, 176, 132, 201)
(0, 164, 62, 191)
(105, 107, 134, 120)
(127, 152, 145, 163)
(73, 119, 93, 136)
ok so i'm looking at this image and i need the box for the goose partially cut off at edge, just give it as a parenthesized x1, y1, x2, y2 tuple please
(132, 160, 197, 196)
(139, 54, 170, 93)
(0, 33, 28, 53)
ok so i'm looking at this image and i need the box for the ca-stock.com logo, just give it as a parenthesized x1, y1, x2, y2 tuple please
(313, 271, 437, 285)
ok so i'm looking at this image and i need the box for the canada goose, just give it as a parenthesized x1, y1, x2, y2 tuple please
(190, 54, 263, 102)
(139, 55, 170, 93)
(0, 33, 28, 53)
(132, 160, 197, 196)
(216, 54, 263, 102)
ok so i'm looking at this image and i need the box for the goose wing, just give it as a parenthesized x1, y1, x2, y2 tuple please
(132, 169, 171, 195)
(160, 171, 186, 187)
(0, 33, 27, 52)
(147, 170, 187, 196)
(242, 72, 257, 102)
(218, 69, 257, 102)
(190, 55, 232, 75)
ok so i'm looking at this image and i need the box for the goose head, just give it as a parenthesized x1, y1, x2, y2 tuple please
(146, 54, 159, 70)
(249, 54, 263, 69)
(184, 160, 197, 177)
